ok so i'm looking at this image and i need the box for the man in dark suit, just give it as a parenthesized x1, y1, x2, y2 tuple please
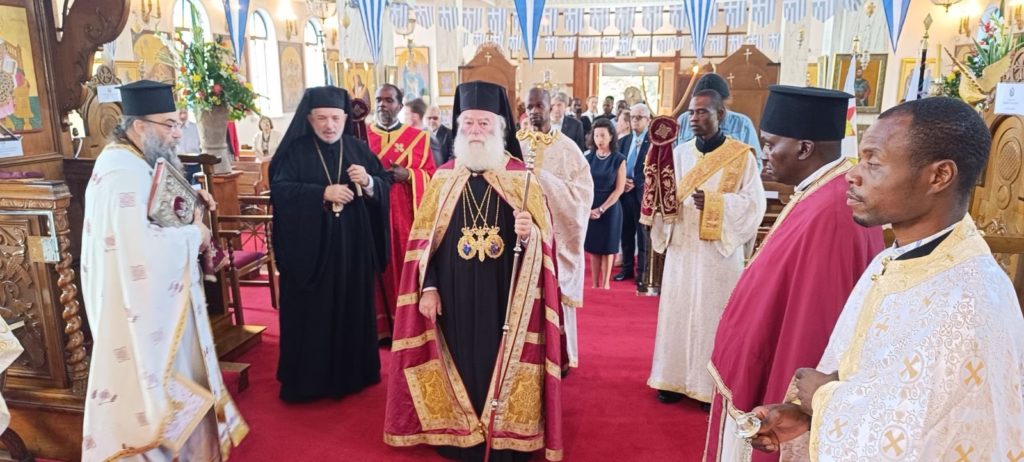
(571, 97, 592, 135)
(551, 92, 586, 152)
(425, 104, 452, 166)
(616, 103, 652, 282)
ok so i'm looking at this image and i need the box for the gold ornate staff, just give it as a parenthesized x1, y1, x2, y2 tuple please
(483, 130, 547, 462)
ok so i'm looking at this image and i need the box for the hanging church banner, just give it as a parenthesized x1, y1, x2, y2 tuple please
(685, 0, 717, 59)
(222, 0, 249, 64)
(514, 0, 546, 61)
(0, 5, 42, 133)
(881, 0, 910, 52)
(355, 0, 386, 63)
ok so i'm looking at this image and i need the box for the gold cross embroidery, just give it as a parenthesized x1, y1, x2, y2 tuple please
(955, 444, 974, 462)
(829, 419, 847, 439)
(964, 361, 985, 386)
(901, 355, 921, 381)
(395, 143, 406, 153)
(1007, 449, 1024, 462)
(883, 430, 906, 457)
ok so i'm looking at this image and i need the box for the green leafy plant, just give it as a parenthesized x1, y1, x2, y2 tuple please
(175, 23, 259, 120)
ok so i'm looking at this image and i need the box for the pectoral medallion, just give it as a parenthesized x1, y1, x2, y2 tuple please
(332, 202, 343, 217)
(457, 185, 505, 261)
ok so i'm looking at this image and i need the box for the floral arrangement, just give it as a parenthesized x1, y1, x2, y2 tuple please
(938, 3, 1024, 102)
(175, 28, 259, 120)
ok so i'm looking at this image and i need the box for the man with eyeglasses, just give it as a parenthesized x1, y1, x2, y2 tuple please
(80, 80, 248, 461)
(425, 104, 452, 167)
(615, 103, 653, 283)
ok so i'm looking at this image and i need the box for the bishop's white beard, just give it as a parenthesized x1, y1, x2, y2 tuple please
(453, 131, 506, 172)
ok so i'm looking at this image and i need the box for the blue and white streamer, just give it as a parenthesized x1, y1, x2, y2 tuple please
(728, 35, 743, 51)
(746, 34, 762, 48)
(389, 2, 409, 29)
(564, 8, 583, 34)
(881, 0, 910, 52)
(589, 8, 610, 32)
(768, 33, 781, 50)
(488, 7, 508, 36)
(641, 6, 661, 32)
(783, 0, 806, 23)
(544, 35, 557, 54)
(601, 36, 616, 55)
(541, 7, 558, 34)
(721, 0, 747, 28)
(618, 35, 633, 56)
(561, 37, 576, 54)
(509, 35, 523, 52)
(438, 6, 457, 31)
(668, 4, 687, 31)
(636, 36, 652, 54)
(463, 7, 483, 32)
(222, 0, 250, 64)
(615, 7, 634, 33)
(580, 36, 595, 53)
(513, 0, 545, 61)
(750, 0, 776, 26)
(812, 0, 835, 22)
(355, 0, 386, 63)
(413, 6, 433, 30)
(685, 0, 717, 59)
(707, 35, 724, 54)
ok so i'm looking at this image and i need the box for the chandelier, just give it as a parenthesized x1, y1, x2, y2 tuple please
(930, 0, 964, 13)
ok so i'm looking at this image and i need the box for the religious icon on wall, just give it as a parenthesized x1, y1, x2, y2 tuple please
(806, 63, 818, 87)
(0, 5, 43, 133)
(114, 60, 142, 83)
(897, 58, 938, 102)
(439, 105, 453, 127)
(132, 31, 177, 85)
(279, 42, 304, 112)
(396, 47, 430, 101)
(326, 49, 340, 86)
(438, 71, 457, 97)
(816, 56, 829, 87)
(832, 53, 887, 114)
(344, 64, 375, 107)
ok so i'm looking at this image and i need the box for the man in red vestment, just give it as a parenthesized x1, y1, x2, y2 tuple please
(704, 86, 885, 462)
(384, 81, 564, 462)
(368, 83, 436, 340)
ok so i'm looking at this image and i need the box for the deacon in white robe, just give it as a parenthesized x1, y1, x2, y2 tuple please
(0, 317, 23, 434)
(80, 81, 247, 462)
(521, 88, 594, 368)
(647, 131, 765, 403)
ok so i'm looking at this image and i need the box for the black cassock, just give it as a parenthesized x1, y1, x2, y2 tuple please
(270, 134, 390, 403)
(424, 175, 528, 462)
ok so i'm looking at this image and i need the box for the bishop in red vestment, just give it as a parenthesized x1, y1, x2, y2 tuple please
(704, 86, 884, 462)
(384, 81, 564, 462)
(368, 83, 436, 339)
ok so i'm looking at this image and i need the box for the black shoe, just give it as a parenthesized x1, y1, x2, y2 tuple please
(657, 390, 685, 403)
(561, 368, 571, 378)
(613, 271, 634, 281)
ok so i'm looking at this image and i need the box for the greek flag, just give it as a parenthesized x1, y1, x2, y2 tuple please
(413, 6, 433, 30)
(488, 7, 508, 36)
(389, 2, 409, 29)
(707, 35, 724, 54)
(618, 35, 633, 56)
(590, 8, 610, 32)
(812, 0, 835, 22)
(514, 0, 545, 61)
(768, 33, 781, 50)
(601, 36, 616, 55)
(615, 7, 634, 33)
(641, 6, 661, 32)
(356, 0, 386, 63)
(438, 6, 457, 31)
(222, 0, 249, 64)
(881, 0, 910, 52)
(844, 0, 863, 12)
(636, 36, 652, 54)
(686, 0, 716, 59)
(750, 0, 776, 26)
(681, 36, 692, 53)
(564, 8, 583, 34)
(561, 37, 576, 53)
(471, 33, 485, 46)
(721, 0, 746, 28)
(544, 35, 557, 54)
(783, 0, 806, 22)
(545, 8, 560, 34)
(729, 35, 743, 51)
(580, 36, 595, 53)
(463, 7, 483, 32)
(509, 35, 523, 52)
(668, 4, 687, 31)
(746, 34, 762, 48)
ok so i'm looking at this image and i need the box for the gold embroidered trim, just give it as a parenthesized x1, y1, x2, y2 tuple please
(546, 448, 565, 461)
(560, 294, 582, 308)
(383, 431, 485, 448)
(546, 359, 561, 378)
(397, 293, 419, 307)
(404, 248, 425, 262)
(545, 306, 560, 328)
(404, 359, 469, 431)
(675, 139, 751, 203)
(646, 379, 713, 403)
(543, 255, 556, 272)
(525, 332, 544, 344)
(392, 330, 437, 352)
(700, 192, 726, 241)
(495, 362, 543, 435)
(807, 380, 842, 461)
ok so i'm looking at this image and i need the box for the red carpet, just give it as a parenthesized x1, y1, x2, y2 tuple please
(228, 279, 710, 461)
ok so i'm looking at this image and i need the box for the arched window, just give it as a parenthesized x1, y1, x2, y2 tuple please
(172, 0, 212, 45)
(303, 20, 327, 88)
(248, 10, 283, 116)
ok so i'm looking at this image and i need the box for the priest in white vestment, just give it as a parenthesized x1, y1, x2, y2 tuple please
(749, 97, 1024, 461)
(647, 90, 765, 404)
(0, 317, 23, 434)
(520, 87, 594, 368)
(80, 81, 248, 462)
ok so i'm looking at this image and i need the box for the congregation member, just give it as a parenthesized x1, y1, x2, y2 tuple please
(615, 108, 632, 140)
(750, 97, 1024, 461)
(403, 97, 428, 129)
(426, 104, 453, 166)
(384, 81, 564, 462)
(251, 115, 282, 162)
(270, 86, 391, 403)
(581, 95, 599, 123)
(81, 80, 247, 461)
(595, 95, 616, 121)
(584, 118, 626, 289)
(369, 84, 436, 339)
(522, 87, 594, 369)
(570, 96, 592, 135)
(705, 86, 884, 461)
(615, 103, 652, 283)
(675, 74, 763, 169)
(550, 92, 586, 152)
(646, 90, 765, 405)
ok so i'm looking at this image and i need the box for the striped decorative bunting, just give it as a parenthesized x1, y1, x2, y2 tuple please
(355, 0, 386, 63)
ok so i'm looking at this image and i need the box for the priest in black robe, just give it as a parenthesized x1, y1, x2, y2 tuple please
(270, 86, 391, 403)
(384, 81, 565, 462)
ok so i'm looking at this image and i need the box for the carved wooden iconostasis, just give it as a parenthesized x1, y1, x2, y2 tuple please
(0, 0, 129, 458)
(714, 45, 780, 137)
(459, 43, 518, 116)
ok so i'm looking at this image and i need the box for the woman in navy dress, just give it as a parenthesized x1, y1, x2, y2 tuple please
(584, 118, 627, 289)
